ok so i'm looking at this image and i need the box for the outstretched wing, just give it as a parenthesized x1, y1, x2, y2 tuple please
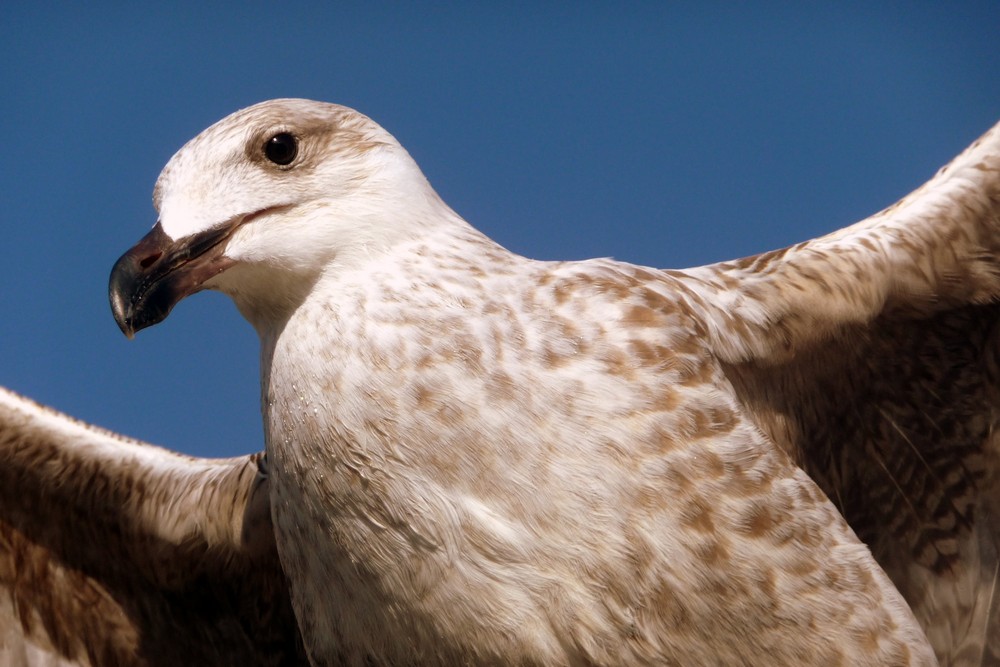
(0, 387, 305, 666)
(679, 122, 1000, 664)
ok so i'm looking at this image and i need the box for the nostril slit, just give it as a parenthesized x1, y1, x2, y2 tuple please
(139, 252, 162, 269)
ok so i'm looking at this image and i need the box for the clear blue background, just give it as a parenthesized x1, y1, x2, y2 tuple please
(2, 3, 998, 458)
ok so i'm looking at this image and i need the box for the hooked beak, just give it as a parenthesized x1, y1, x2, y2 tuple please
(109, 220, 237, 338)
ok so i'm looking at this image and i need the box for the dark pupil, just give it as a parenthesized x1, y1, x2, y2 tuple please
(265, 133, 298, 165)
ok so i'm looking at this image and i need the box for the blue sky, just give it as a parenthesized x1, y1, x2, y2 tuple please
(1, 3, 998, 458)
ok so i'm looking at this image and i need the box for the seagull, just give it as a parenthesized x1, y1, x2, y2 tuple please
(107, 98, 1000, 665)
(0, 386, 305, 666)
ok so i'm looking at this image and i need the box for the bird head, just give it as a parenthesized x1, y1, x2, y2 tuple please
(109, 98, 448, 337)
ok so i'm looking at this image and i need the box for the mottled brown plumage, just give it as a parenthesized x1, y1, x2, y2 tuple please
(679, 131, 1000, 663)
(727, 303, 1000, 664)
(0, 387, 305, 666)
(109, 100, 1000, 665)
(11, 100, 1000, 666)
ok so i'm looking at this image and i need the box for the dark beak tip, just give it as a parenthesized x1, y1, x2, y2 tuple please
(114, 311, 137, 341)
(108, 222, 177, 339)
(108, 257, 138, 339)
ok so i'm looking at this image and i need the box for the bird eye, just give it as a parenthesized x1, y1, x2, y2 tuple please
(263, 132, 298, 166)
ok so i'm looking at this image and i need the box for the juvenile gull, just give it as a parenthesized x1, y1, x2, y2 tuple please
(111, 99, 1000, 665)
(0, 387, 304, 666)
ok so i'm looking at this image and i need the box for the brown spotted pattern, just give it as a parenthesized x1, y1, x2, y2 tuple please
(723, 303, 1000, 666)
(682, 121, 1000, 665)
(107, 101, 1000, 666)
(260, 223, 933, 665)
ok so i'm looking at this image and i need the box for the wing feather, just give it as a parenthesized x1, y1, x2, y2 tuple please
(0, 387, 305, 666)
(682, 121, 1000, 365)
(677, 122, 1000, 665)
